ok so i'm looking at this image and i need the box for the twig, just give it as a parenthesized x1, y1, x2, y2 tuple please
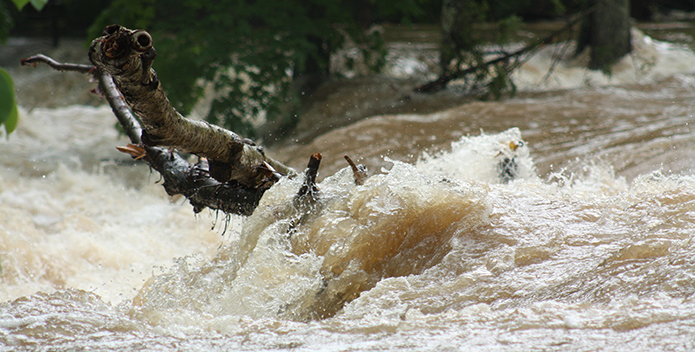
(21, 54, 94, 73)
(538, 37, 575, 88)
(344, 155, 367, 185)
(21, 55, 144, 146)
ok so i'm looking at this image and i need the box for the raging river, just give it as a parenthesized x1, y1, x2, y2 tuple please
(2, 24, 695, 351)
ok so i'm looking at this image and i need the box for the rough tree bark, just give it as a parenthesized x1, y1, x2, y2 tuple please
(88, 25, 294, 188)
(22, 25, 368, 217)
(21, 54, 274, 216)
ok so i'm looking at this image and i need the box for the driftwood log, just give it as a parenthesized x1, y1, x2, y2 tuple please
(20, 25, 357, 216)
(22, 25, 369, 216)
(21, 55, 277, 216)
(87, 25, 294, 187)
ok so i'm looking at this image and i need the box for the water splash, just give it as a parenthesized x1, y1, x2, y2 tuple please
(134, 157, 491, 321)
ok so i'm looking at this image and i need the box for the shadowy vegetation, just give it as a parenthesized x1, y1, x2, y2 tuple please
(82, 0, 579, 139)
(86, 0, 431, 139)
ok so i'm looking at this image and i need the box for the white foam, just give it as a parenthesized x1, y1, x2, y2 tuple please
(417, 127, 537, 184)
(513, 29, 695, 90)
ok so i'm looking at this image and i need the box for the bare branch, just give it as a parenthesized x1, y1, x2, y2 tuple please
(296, 153, 322, 202)
(21, 53, 270, 216)
(88, 25, 294, 187)
(21, 55, 144, 145)
(21, 54, 94, 73)
(98, 72, 143, 144)
(344, 155, 367, 185)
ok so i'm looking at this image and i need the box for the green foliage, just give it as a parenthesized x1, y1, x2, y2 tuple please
(9, 0, 48, 11)
(89, 0, 423, 138)
(0, 68, 18, 137)
(88, 0, 154, 34)
(84, 0, 589, 135)
(484, 63, 516, 100)
(496, 15, 522, 44)
(440, 0, 526, 99)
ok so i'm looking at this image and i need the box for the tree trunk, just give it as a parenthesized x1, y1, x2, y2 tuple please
(576, 0, 631, 72)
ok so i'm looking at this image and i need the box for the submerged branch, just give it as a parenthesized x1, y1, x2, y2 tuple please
(344, 155, 367, 186)
(289, 153, 323, 237)
(415, 7, 597, 93)
(295, 153, 322, 205)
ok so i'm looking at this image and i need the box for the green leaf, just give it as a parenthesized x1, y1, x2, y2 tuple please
(0, 68, 19, 137)
(9, 0, 46, 11)
(0, 69, 14, 123)
(10, 0, 30, 10)
(29, 0, 49, 11)
(3, 103, 18, 136)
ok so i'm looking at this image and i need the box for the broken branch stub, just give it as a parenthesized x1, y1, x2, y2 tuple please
(88, 25, 293, 188)
(344, 155, 367, 185)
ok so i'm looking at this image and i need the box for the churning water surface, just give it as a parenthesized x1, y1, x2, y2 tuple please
(2, 28, 695, 351)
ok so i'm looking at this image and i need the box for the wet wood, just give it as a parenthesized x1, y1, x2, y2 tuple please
(296, 153, 322, 205)
(22, 36, 293, 216)
(88, 25, 294, 187)
(21, 54, 93, 73)
(145, 147, 263, 216)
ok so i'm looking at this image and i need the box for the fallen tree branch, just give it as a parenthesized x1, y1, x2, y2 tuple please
(415, 6, 597, 93)
(21, 55, 143, 144)
(21, 53, 272, 216)
(296, 153, 322, 203)
(289, 153, 323, 237)
(88, 25, 294, 188)
(147, 148, 263, 215)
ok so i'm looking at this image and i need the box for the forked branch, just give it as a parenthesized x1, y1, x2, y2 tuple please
(21, 26, 355, 217)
